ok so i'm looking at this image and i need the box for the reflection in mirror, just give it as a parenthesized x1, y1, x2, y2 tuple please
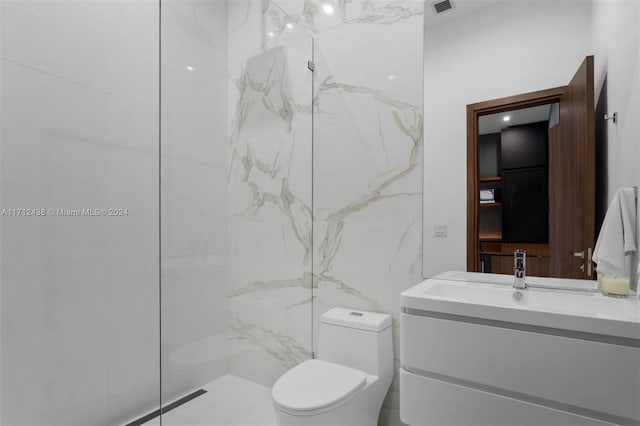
(467, 55, 596, 281)
(477, 103, 556, 276)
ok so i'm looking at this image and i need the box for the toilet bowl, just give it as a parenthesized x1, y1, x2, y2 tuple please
(272, 308, 393, 426)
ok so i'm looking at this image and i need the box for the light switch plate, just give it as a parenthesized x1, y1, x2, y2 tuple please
(434, 225, 447, 237)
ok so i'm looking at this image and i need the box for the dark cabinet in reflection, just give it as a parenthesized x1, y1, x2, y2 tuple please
(501, 122, 548, 169)
(502, 167, 548, 244)
(478, 121, 550, 274)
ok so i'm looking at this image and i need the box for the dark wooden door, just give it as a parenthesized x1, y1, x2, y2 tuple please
(549, 56, 595, 278)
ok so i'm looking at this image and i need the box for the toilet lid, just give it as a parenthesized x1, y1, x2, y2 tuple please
(272, 359, 367, 414)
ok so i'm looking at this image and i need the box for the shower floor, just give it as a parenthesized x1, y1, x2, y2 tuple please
(143, 374, 276, 426)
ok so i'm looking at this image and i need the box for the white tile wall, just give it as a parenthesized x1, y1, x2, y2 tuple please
(0, 1, 160, 424)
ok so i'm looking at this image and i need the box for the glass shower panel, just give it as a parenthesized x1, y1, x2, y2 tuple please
(0, 1, 161, 425)
(160, 0, 313, 422)
(159, 0, 230, 409)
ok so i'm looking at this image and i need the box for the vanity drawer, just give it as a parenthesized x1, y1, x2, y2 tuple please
(399, 368, 612, 426)
(400, 312, 640, 422)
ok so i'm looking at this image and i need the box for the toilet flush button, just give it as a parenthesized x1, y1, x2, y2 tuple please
(349, 312, 363, 316)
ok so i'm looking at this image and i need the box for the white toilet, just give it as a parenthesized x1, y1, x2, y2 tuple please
(272, 307, 393, 426)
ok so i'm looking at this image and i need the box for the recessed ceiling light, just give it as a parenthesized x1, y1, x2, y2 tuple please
(267, 31, 275, 37)
(322, 4, 334, 14)
(286, 23, 294, 29)
(186, 66, 194, 71)
(388, 75, 395, 80)
(503, 116, 510, 122)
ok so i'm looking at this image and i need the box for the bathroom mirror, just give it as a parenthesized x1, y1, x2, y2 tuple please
(423, 0, 640, 280)
(467, 55, 596, 280)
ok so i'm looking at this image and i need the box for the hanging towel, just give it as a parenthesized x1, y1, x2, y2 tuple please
(592, 187, 637, 275)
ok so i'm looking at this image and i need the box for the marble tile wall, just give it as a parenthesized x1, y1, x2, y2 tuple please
(227, 1, 423, 424)
(226, 0, 314, 387)
(308, 2, 424, 424)
(0, 1, 160, 424)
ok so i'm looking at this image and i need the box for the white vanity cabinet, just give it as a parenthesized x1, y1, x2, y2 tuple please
(399, 275, 640, 426)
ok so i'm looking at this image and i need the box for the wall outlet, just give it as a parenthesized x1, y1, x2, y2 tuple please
(434, 225, 448, 237)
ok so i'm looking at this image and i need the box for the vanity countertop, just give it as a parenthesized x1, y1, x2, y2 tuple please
(401, 273, 640, 341)
(433, 270, 600, 291)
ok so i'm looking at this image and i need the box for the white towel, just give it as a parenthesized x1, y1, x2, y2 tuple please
(592, 187, 637, 275)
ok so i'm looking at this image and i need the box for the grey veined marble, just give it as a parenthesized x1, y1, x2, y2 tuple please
(226, 6, 423, 416)
(274, 0, 424, 33)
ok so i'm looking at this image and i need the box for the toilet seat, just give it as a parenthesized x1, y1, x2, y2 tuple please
(272, 359, 368, 416)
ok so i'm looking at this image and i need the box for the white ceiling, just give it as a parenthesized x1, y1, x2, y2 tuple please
(478, 104, 554, 135)
(424, 0, 502, 28)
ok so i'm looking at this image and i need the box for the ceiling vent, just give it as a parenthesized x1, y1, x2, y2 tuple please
(432, 0, 454, 14)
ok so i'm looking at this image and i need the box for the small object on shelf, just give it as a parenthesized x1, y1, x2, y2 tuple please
(479, 176, 501, 182)
(599, 273, 630, 297)
(480, 189, 495, 203)
(479, 235, 502, 241)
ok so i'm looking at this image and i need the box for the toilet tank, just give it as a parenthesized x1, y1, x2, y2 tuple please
(318, 308, 393, 380)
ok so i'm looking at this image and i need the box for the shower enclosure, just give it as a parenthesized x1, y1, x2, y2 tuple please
(0, 0, 423, 424)
(160, 1, 314, 421)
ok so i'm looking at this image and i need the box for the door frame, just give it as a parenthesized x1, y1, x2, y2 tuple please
(466, 86, 566, 271)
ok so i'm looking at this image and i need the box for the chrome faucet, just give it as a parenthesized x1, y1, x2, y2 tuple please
(514, 249, 527, 289)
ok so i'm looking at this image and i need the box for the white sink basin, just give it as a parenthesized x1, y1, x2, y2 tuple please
(401, 274, 640, 340)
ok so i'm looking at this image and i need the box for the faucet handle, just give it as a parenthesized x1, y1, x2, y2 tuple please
(513, 249, 527, 288)
(514, 249, 526, 269)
